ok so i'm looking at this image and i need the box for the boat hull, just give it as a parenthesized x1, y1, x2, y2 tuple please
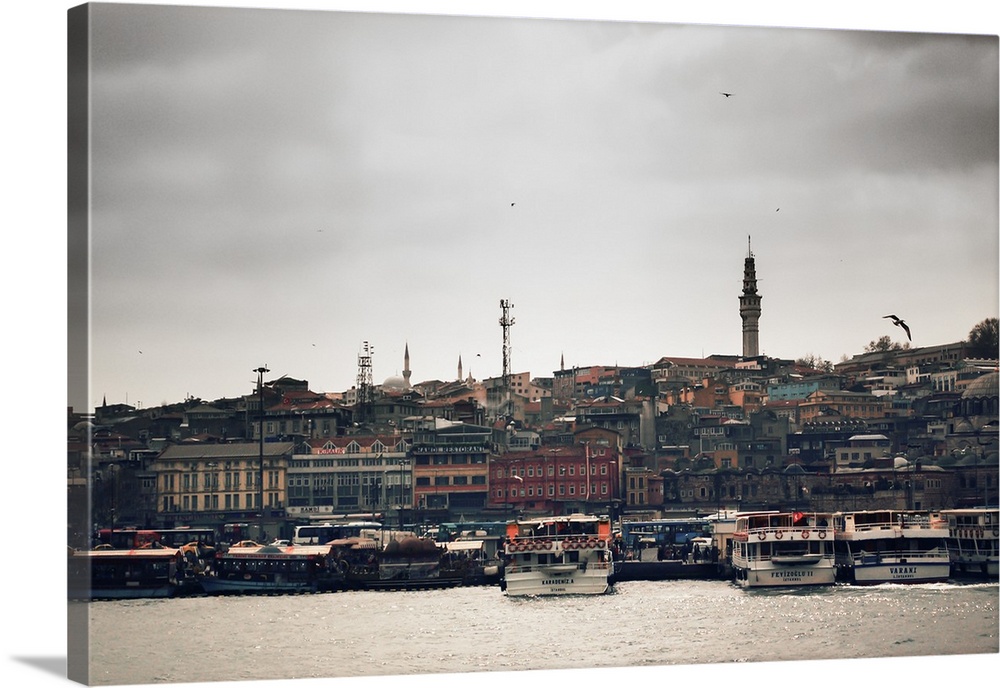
(843, 561, 951, 585)
(198, 576, 325, 595)
(733, 563, 836, 588)
(950, 558, 1000, 579)
(503, 567, 611, 596)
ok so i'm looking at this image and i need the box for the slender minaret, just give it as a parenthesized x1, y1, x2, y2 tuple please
(739, 235, 762, 358)
(402, 342, 411, 388)
(457, 354, 463, 382)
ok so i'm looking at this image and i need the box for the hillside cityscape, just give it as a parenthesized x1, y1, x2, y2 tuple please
(68, 249, 999, 545)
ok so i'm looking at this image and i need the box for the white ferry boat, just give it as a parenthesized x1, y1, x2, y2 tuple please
(832, 510, 950, 584)
(500, 513, 614, 596)
(941, 507, 999, 579)
(730, 511, 836, 588)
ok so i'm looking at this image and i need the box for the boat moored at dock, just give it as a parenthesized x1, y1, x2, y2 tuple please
(832, 510, 951, 584)
(730, 511, 836, 588)
(198, 542, 346, 595)
(501, 513, 614, 596)
(941, 507, 999, 579)
(68, 546, 187, 600)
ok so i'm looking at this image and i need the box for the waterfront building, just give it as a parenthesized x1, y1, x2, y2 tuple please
(492, 426, 622, 516)
(285, 435, 411, 519)
(410, 420, 492, 517)
(151, 441, 294, 525)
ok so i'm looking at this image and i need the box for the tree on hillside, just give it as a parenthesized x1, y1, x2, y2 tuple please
(864, 336, 910, 353)
(795, 353, 833, 372)
(966, 317, 999, 358)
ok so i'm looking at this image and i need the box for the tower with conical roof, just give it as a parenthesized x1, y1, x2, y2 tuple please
(403, 342, 411, 388)
(739, 236, 762, 358)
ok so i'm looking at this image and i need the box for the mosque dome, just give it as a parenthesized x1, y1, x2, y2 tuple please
(382, 375, 407, 392)
(962, 371, 999, 399)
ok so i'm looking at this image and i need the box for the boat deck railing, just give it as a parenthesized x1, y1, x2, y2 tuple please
(506, 534, 609, 553)
(504, 560, 613, 575)
(844, 522, 947, 534)
(847, 548, 950, 565)
(738, 525, 834, 539)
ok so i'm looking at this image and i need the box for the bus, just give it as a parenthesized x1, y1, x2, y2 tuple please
(292, 521, 382, 546)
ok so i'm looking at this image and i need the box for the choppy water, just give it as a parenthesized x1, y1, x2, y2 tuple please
(80, 580, 998, 686)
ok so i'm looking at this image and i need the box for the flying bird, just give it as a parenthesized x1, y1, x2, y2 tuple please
(720, 92, 733, 98)
(883, 314, 911, 341)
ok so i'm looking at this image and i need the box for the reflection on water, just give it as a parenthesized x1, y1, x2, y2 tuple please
(82, 580, 998, 686)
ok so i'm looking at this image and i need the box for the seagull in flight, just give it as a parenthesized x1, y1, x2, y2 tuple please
(883, 314, 911, 341)
(720, 92, 734, 98)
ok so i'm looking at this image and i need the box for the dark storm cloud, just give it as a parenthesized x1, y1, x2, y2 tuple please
(82, 3, 998, 409)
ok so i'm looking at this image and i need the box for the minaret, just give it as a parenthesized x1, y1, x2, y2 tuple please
(739, 235, 762, 358)
(457, 355, 463, 381)
(402, 342, 411, 388)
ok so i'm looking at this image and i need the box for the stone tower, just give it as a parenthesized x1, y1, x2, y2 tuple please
(739, 236, 762, 358)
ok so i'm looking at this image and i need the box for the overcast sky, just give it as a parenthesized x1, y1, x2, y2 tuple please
(74, 2, 1000, 412)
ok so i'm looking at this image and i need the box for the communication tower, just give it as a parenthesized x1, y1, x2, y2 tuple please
(499, 299, 515, 418)
(356, 340, 374, 426)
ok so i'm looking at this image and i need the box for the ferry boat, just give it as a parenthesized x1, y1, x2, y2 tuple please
(198, 542, 346, 595)
(832, 510, 951, 584)
(366, 535, 460, 590)
(941, 507, 999, 579)
(68, 546, 187, 600)
(501, 513, 614, 596)
(440, 538, 503, 586)
(730, 511, 836, 588)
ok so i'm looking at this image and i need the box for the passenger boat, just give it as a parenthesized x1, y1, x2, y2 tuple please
(198, 542, 346, 595)
(68, 546, 186, 600)
(501, 513, 615, 596)
(440, 538, 503, 586)
(327, 535, 461, 590)
(832, 510, 951, 584)
(730, 511, 836, 588)
(367, 536, 460, 590)
(941, 507, 999, 579)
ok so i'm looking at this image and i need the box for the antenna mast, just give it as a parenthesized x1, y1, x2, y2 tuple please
(499, 299, 515, 418)
(357, 341, 374, 427)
